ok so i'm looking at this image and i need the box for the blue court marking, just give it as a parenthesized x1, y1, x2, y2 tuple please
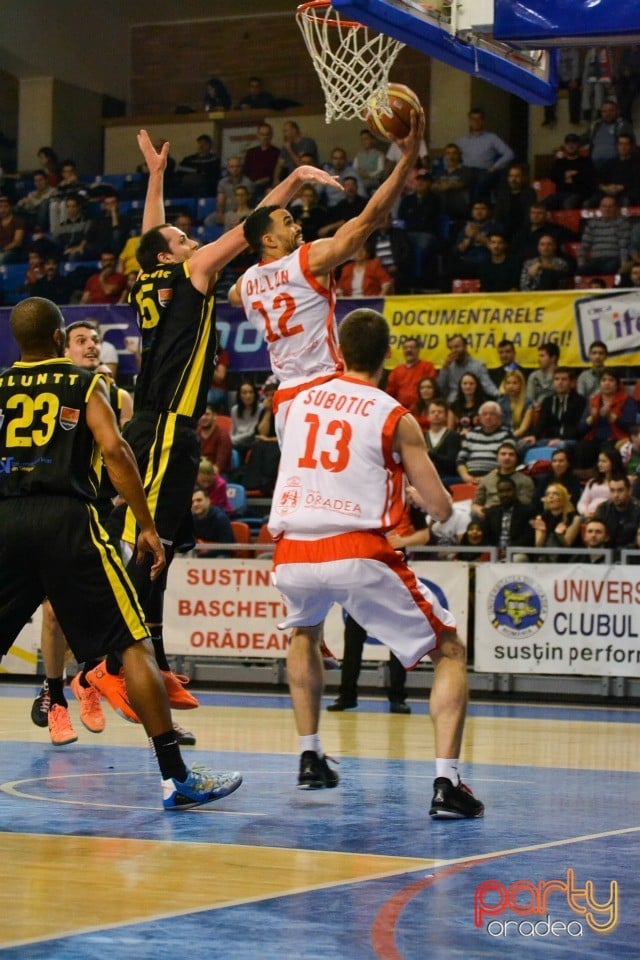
(4, 681, 640, 724)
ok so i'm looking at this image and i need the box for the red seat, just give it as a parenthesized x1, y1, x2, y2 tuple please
(549, 209, 582, 235)
(451, 482, 477, 502)
(230, 520, 252, 558)
(533, 178, 556, 201)
(451, 278, 480, 293)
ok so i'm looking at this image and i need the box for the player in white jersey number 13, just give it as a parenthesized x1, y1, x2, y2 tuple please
(268, 307, 484, 819)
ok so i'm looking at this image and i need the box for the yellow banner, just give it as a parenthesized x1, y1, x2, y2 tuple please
(383, 289, 640, 369)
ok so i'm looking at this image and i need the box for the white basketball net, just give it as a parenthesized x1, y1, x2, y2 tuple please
(296, 2, 405, 123)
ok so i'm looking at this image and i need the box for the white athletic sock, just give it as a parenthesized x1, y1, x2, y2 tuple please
(436, 758, 460, 785)
(300, 734, 323, 756)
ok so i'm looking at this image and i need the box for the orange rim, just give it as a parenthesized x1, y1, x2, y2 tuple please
(296, 0, 363, 29)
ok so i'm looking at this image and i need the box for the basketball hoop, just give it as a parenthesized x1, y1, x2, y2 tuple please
(296, 0, 405, 123)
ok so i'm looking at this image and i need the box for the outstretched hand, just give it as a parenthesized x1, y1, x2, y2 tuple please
(137, 129, 169, 177)
(296, 164, 345, 193)
(393, 108, 425, 161)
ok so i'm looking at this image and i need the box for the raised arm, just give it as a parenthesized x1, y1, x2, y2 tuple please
(137, 129, 170, 233)
(306, 111, 425, 276)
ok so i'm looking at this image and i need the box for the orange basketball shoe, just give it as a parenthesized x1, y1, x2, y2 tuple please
(70, 673, 106, 733)
(161, 671, 199, 709)
(85, 664, 140, 723)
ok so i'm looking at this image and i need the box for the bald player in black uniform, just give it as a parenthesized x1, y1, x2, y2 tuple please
(86, 129, 340, 721)
(0, 297, 242, 808)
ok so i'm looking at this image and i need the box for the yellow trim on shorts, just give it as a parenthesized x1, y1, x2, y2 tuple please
(123, 413, 175, 543)
(87, 506, 149, 641)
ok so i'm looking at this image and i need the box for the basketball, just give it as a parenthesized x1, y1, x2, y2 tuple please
(364, 83, 422, 142)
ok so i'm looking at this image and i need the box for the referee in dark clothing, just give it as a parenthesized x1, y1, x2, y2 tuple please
(0, 297, 241, 809)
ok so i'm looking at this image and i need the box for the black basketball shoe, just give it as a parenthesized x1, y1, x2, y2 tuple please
(297, 751, 339, 789)
(31, 681, 51, 728)
(429, 777, 484, 819)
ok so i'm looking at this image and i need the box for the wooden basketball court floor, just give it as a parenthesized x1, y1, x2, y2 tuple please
(0, 682, 638, 959)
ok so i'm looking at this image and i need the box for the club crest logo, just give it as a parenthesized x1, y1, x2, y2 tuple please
(488, 577, 548, 639)
(59, 406, 80, 430)
(158, 288, 173, 307)
(275, 476, 301, 516)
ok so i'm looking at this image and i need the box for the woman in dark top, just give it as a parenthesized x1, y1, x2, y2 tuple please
(450, 372, 488, 435)
(531, 483, 582, 559)
(534, 447, 583, 511)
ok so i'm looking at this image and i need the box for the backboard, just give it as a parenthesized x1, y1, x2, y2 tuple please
(331, 0, 559, 104)
(494, 0, 640, 47)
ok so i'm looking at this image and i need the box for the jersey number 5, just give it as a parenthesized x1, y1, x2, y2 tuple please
(251, 293, 303, 342)
(298, 413, 351, 473)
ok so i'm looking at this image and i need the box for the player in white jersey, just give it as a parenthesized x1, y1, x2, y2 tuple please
(228, 111, 425, 440)
(269, 308, 484, 819)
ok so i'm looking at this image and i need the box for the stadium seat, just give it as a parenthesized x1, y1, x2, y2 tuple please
(573, 275, 616, 289)
(451, 482, 478, 503)
(226, 482, 248, 515)
(549, 209, 582, 235)
(196, 197, 217, 221)
(230, 520, 252, 558)
(451, 278, 481, 293)
(0, 263, 27, 303)
(195, 224, 223, 243)
(523, 446, 557, 465)
(533, 178, 556, 201)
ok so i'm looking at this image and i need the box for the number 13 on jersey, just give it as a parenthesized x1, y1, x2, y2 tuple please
(298, 413, 351, 473)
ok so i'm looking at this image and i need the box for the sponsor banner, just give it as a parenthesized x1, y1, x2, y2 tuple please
(1, 607, 41, 675)
(0, 299, 376, 375)
(383, 288, 640, 369)
(164, 557, 468, 659)
(475, 563, 640, 676)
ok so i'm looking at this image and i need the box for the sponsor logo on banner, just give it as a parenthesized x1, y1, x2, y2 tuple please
(488, 576, 548, 639)
(59, 406, 80, 430)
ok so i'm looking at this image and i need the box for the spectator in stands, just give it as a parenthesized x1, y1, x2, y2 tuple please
(196, 457, 232, 513)
(535, 448, 583, 511)
(117, 234, 140, 275)
(206, 347, 230, 412)
(582, 517, 610, 562)
(0, 195, 25, 263)
(595, 474, 640, 550)
(398, 172, 441, 288)
(520, 234, 570, 291)
(493, 164, 537, 239)
(526, 342, 560, 409)
(618, 261, 640, 287)
(386, 335, 437, 409)
(322, 148, 363, 208)
(336, 241, 394, 297)
(577, 370, 637, 466)
(450, 372, 489, 435)
(223, 185, 254, 232)
(615, 47, 640, 122)
(531, 483, 582, 555)
(24, 249, 45, 288)
(203, 76, 232, 112)
(118, 270, 137, 304)
(230, 380, 261, 461)
(28, 256, 72, 304)
(458, 520, 491, 560)
(498, 369, 534, 439)
(589, 133, 640, 208)
(15, 170, 54, 230)
(85, 194, 132, 260)
(456, 107, 514, 202)
(431, 143, 473, 225)
(489, 338, 526, 390)
(576, 340, 609, 398)
(456, 401, 512, 484)
(472, 440, 535, 519)
(79, 251, 126, 305)
(411, 375, 443, 431)
(51, 195, 91, 262)
(588, 99, 635, 171)
(235, 76, 275, 111)
(37, 146, 60, 186)
(353, 129, 385, 196)
(242, 124, 280, 202)
(176, 134, 220, 197)
(52, 160, 89, 205)
(577, 446, 624, 517)
(438, 333, 498, 403)
(370, 213, 414, 293)
(214, 156, 254, 227)
(452, 200, 502, 279)
(543, 49, 582, 127)
(424, 400, 461, 487)
(198, 404, 232, 475)
(620, 423, 640, 480)
(317, 176, 367, 238)
(547, 133, 596, 210)
(481, 476, 534, 559)
(478, 233, 521, 292)
(241, 380, 280, 495)
(523, 367, 586, 449)
(273, 120, 319, 182)
(511, 201, 578, 262)
(291, 184, 328, 242)
(190, 487, 235, 557)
